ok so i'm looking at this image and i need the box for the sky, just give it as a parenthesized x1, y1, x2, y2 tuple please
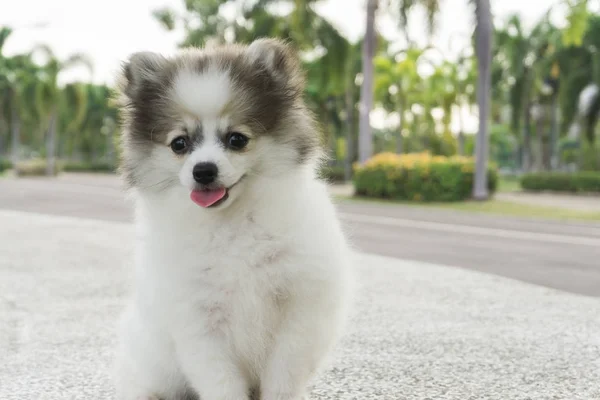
(2, 0, 562, 131)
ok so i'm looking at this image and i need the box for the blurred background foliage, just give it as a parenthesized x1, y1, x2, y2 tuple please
(0, 0, 599, 187)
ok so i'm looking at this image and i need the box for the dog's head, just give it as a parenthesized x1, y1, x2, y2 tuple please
(115, 38, 321, 209)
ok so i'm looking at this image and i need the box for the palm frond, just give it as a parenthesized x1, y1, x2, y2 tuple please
(0, 26, 12, 54)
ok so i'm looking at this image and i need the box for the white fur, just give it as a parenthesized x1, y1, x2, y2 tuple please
(178, 127, 246, 192)
(114, 67, 354, 400)
(171, 65, 231, 119)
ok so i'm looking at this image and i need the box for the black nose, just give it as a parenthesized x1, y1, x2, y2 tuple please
(193, 162, 218, 185)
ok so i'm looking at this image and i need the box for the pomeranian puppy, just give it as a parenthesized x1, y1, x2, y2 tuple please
(112, 38, 354, 400)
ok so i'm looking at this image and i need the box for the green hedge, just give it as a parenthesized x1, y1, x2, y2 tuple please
(63, 162, 116, 173)
(319, 165, 346, 183)
(520, 172, 600, 193)
(0, 159, 11, 173)
(353, 152, 498, 202)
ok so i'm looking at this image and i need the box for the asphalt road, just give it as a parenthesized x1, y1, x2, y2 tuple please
(1, 174, 600, 297)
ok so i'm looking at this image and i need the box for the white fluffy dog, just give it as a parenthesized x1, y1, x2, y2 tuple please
(112, 38, 354, 400)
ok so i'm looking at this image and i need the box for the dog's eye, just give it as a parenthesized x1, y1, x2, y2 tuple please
(170, 136, 190, 154)
(226, 132, 249, 151)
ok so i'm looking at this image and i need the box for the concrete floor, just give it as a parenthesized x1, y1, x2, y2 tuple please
(1, 210, 599, 399)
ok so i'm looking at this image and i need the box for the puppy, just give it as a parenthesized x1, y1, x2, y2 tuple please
(112, 38, 354, 400)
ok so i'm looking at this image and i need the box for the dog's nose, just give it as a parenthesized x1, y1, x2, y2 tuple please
(193, 162, 218, 185)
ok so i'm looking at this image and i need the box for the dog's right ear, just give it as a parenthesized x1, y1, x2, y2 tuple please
(118, 51, 169, 100)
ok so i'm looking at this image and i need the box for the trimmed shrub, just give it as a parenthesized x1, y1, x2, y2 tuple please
(520, 172, 600, 193)
(319, 165, 346, 183)
(0, 159, 12, 173)
(14, 158, 63, 176)
(63, 162, 116, 173)
(353, 152, 498, 202)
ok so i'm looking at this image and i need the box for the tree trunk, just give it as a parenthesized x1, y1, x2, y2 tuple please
(458, 104, 465, 156)
(106, 129, 115, 166)
(10, 97, 20, 174)
(522, 100, 532, 172)
(0, 98, 5, 159)
(46, 111, 57, 176)
(396, 101, 404, 154)
(344, 87, 354, 181)
(577, 123, 585, 171)
(92, 135, 99, 163)
(321, 104, 333, 163)
(358, 0, 378, 163)
(534, 113, 545, 172)
(549, 93, 559, 170)
(473, 0, 492, 200)
(0, 126, 4, 159)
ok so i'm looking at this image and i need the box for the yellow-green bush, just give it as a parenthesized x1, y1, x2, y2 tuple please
(353, 152, 498, 202)
(14, 159, 63, 176)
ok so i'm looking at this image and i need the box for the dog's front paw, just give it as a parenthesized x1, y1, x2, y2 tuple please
(135, 396, 160, 400)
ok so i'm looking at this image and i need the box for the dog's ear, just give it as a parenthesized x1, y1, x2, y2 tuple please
(246, 38, 304, 87)
(118, 51, 169, 100)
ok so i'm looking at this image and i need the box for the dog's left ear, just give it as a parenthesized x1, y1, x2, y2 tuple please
(246, 38, 304, 87)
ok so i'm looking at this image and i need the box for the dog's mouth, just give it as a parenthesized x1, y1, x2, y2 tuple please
(190, 187, 229, 208)
(189, 176, 245, 209)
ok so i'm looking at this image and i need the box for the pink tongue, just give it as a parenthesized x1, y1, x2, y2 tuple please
(190, 188, 227, 208)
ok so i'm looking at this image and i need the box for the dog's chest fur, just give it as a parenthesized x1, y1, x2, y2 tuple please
(138, 209, 293, 373)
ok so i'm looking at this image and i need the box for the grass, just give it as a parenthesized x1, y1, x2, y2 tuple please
(334, 194, 600, 222)
(436, 199, 600, 221)
(497, 176, 522, 192)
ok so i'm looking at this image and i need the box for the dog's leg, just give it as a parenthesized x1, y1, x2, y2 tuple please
(259, 288, 345, 400)
(174, 333, 249, 400)
(114, 306, 188, 400)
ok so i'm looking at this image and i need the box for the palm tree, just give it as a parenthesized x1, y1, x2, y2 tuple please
(454, 51, 478, 155)
(472, 0, 493, 200)
(342, 41, 363, 180)
(356, 0, 493, 198)
(0, 26, 12, 159)
(374, 46, 429, 154)
(31, 45, 92, 175)
(358, 0, 379, 163)
(493, 12, 562, 172)
(558, 9, 600, 169)
(358, 0, 441, 163)
(493, 14, 531, 169)
(58, 82, 89, 159)
(562, 0, 591, 47)
(1, 53, 40, 171)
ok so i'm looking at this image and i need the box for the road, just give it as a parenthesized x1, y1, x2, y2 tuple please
(1, 173, 600, 297)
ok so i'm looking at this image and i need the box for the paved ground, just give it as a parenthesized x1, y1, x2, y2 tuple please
(1, 174, 600, 296)
(1, 209, 599, 400)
